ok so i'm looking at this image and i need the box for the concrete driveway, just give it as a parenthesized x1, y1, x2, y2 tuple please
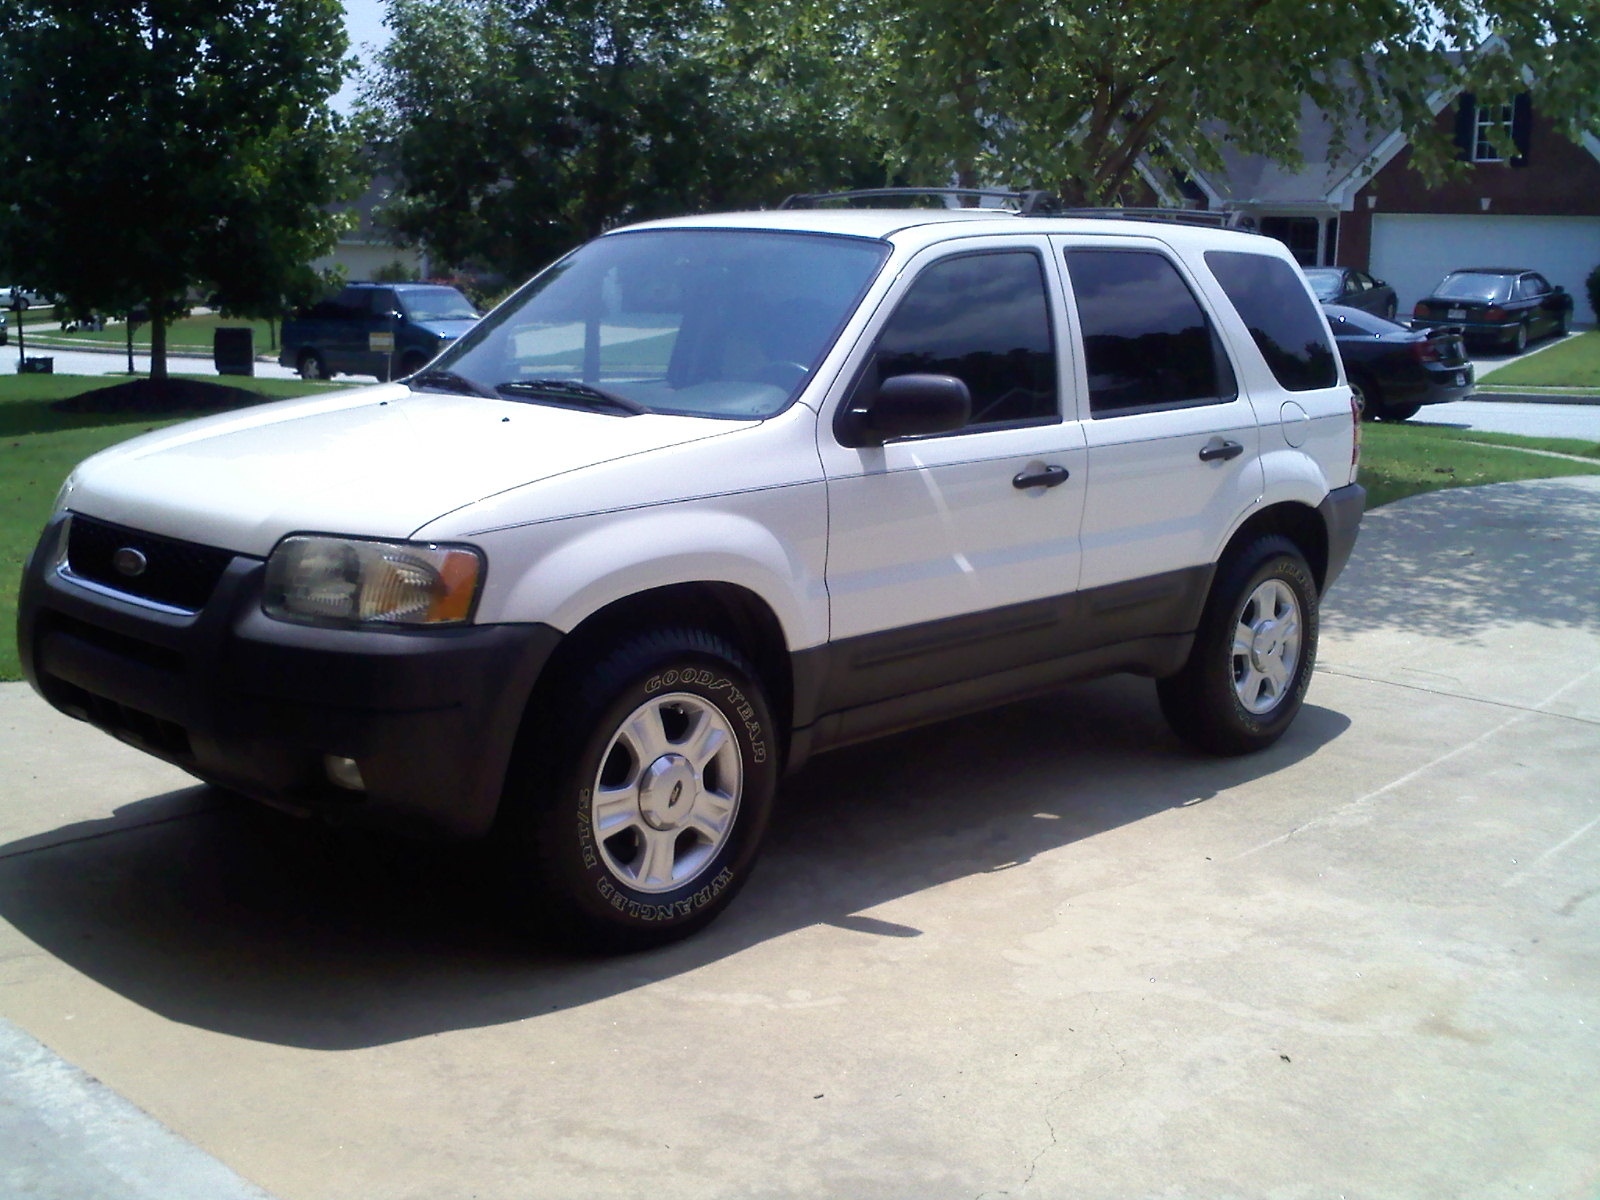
(2, 479, 1598, 1200)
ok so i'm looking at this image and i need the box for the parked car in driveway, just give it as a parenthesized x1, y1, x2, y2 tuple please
(1325, 304, 1473, 421)
(1303, 267, 1398, 318)
(19, 197, 1364, 949)
(1411, 268, 1573, 353)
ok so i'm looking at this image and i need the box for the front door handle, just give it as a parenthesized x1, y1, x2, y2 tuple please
(1013, 464, 1070, 489)
(1198, 440, 1244, 463)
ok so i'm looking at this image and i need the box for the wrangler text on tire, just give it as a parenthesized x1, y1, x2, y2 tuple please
(1157, 535, 1319, 755)
(497, 628, 778, 950)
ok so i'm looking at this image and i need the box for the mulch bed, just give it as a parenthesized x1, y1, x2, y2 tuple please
(50, 377, 265, 415)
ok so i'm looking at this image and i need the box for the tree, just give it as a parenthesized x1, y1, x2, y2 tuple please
(757, 0, 1600, 204)
(0, 0, 360, 379)
(360, 0, 891, 280)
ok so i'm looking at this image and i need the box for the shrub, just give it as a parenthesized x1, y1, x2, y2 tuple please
(1588, 262, 1600, 323)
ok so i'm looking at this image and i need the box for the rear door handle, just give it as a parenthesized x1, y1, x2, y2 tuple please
(1012, 464, 1070, 489)
(1198, 440, 1244, 463)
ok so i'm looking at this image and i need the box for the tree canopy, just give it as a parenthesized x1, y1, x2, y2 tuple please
(0, 0, 359, 377)
(360, 0, 891, 280)
(761, 0, 1600, 203)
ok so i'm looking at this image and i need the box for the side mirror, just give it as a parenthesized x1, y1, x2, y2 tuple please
(1552, 285, 1566, 295)
(838, 373, 971, 447)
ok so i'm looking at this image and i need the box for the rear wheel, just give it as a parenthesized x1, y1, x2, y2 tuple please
(1511, 322, 1529, 353)
(296, 349, 329, 380)
(1350, 376, 1377, 421)
(1383, 298, 1397, 320)
(497, 628, 778, 950)
(1158, 536, 1319, 756)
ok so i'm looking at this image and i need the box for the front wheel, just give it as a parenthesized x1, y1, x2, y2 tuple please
(497, 628, 778, 950)
(1158, 536, 1319, 755)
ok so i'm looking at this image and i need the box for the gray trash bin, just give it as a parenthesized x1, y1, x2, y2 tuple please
(214, 327, 255, 377)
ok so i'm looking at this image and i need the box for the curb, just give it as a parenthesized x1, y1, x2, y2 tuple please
(1470, 391, 1600, 407)
(0, 1018, 279, 1199)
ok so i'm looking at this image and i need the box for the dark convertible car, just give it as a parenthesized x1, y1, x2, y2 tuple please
(1326, 305, 1473, 421)
(1411, 268, 1573, 353)
(1303, 267, 1398, 318)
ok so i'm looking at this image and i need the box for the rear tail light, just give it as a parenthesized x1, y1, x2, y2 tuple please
(1413, 301, 1429, 317)
(1410, 339, 1442, 363)
(1485, 306, 1507, 321)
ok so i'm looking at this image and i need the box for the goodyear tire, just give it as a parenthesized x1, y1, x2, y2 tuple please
(499, 628, 778, 950)
(1157, 536, 1319, 756)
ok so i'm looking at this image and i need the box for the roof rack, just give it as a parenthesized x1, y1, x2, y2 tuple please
(779, 187, 1057, 214)
(777, 191, 1262, 231)
(1052, 207, 1260, 231)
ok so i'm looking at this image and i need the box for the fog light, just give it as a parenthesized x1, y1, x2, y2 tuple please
(324, 755, 366, 791)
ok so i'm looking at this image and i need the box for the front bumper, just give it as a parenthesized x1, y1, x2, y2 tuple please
(18, 514, 560, 838)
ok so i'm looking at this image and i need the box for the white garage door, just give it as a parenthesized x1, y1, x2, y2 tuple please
(1369, 213, 1600, 317)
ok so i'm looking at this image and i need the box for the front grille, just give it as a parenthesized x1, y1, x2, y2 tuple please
(67, 515, 234, 611)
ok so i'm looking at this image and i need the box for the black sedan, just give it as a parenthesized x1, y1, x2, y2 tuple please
(1325, 305, 1474, 421)
(1303, 267, 1398, 318)
(1411, 268, 1573, 353)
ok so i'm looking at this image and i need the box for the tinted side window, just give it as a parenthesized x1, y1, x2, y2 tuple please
(1206, 251, 1339, 391)
(870, 250, 1057, 428)
(1064, 249, 1231, 416)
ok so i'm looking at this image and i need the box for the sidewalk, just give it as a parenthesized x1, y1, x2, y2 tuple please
(1, 478, 1597, 1199)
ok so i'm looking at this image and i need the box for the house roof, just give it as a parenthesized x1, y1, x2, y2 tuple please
(1200, 96, 1391, 206)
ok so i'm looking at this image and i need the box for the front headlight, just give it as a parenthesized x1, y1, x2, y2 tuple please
(263, 535, 484, 628)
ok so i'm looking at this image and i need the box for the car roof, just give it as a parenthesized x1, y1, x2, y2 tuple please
(611, 208, 1280, 256)
(1444, 267, 1533, 276)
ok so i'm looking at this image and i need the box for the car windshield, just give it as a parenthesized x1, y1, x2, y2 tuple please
(400, 287, 479, 323)
(1432, 272, 1512, 303)
(430, 228, 890, 419)
(1302, 269, 1344, 301)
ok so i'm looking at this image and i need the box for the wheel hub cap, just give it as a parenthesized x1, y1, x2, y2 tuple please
(1250, 620, 1283, 671)
(637, 753, 697, 830)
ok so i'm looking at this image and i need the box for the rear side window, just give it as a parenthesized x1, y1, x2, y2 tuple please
(869, 250, 1057, 428)
(1205, 251, 1338, 391)
(1064, 248, 1234, 416)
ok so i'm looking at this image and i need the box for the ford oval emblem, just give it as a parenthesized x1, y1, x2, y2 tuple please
(113, 547, 148, 578)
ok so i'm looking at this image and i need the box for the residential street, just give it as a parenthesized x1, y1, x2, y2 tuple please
(3, 476, 1597, 1199)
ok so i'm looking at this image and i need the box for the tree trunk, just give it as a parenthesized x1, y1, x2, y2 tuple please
(149, 298, 167, 381)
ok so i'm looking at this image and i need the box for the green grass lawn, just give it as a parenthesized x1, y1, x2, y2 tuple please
(1479, 330, 1600, 389)
(4, 375, 1600, 681)
(10, 311, 282, 355)
(1, 373, 343, 680)
(1357, 420, 1600, 508)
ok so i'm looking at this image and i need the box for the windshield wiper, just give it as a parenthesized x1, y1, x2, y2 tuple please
(496, 378, 651, 416)
(409, 368, 501, 399)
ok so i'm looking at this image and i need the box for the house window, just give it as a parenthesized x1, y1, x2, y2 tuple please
(1474, 101, 1515, 162)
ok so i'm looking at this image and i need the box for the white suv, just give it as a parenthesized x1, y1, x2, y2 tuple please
(18, 202, 1364, 948)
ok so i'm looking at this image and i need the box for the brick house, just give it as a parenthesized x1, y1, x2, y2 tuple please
(1193, 92, 1600, 318)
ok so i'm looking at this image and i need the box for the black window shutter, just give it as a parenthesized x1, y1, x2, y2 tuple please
(1511, 93, 1532, 167)
(1454, 93, 1477, 161)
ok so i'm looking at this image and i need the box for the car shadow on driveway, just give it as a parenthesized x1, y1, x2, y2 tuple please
(0, 675, 1350, 1051)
